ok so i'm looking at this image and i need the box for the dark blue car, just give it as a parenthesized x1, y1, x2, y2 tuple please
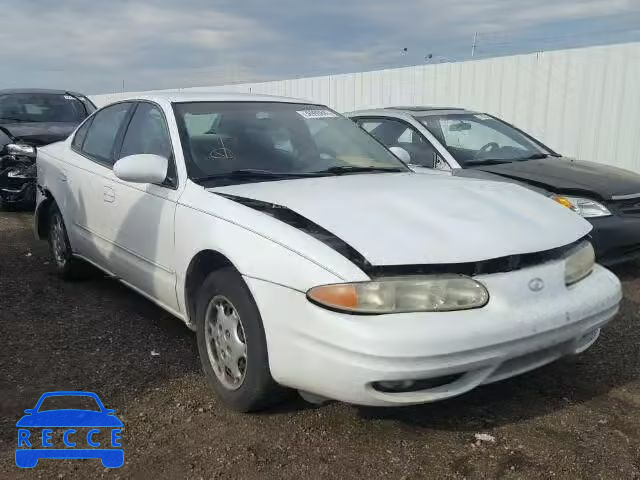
(15, 391, 123, 468)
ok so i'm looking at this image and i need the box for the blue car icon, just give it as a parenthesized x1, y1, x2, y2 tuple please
(16, 391, 123, 468)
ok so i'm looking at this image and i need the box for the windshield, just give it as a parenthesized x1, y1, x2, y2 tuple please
(418, 113, 552, 166)
(173, 102, 408, 184)
(0, 93, 95, 124)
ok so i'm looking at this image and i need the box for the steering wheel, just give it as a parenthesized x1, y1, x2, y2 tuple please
(474, 142, 500, 159)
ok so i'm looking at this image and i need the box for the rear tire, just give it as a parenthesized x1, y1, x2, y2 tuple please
(47, 204, 91, 280)
(195, 268, 288, 412)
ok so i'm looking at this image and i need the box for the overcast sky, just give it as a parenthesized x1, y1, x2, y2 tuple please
(1, 0, 639, 95)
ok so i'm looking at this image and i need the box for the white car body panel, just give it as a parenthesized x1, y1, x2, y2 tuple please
(247, 263, 620, 405)
(35, 92, 622, 407)
(213, 173, 592, 265)
(172, 182, 369, 319)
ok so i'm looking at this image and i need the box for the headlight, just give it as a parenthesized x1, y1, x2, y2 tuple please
(7, 168, 29, 178)
(307, 275, 489, 314)
(552, 195, 611, 218)
(5, 143, 36, 159)
(565, 241, 595, 286)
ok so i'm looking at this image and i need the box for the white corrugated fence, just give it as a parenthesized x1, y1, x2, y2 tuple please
(92, 42, 640, 172)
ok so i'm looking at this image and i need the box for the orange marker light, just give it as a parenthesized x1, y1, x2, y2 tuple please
(308, 285, 358, 309)
(553, 196, 575, 210)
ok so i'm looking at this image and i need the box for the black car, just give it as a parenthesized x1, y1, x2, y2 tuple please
(348, 106, 640, 265)
(0, 89, 96, 209)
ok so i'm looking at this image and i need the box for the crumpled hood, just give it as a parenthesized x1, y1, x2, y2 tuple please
(0, 121, 77, 147)
(469, 157, 640, 200)
(212, 173, 592, 266)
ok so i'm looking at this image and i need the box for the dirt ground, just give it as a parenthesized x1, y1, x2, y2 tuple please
(0, 211, 639, 480)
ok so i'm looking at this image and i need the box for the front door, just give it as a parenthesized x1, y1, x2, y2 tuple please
(100, 101, 180, 312)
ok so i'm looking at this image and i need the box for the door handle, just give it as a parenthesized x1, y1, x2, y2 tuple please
(103, 186, 115, 203)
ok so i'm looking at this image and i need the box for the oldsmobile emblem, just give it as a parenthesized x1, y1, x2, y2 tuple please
(528, 278, 545, 292)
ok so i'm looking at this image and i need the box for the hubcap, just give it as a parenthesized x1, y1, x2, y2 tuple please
(204, 295, 247, 390)
(50, 214, 67, 266)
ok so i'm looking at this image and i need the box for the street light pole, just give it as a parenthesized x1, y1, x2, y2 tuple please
(471, 32, 478, 57)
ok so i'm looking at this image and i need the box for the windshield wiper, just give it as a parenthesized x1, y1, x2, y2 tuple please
(193, 169, 324, 183)
(518, 153, 559, 160)
(464, 158, 513, 166)
(313, 165, 406, 175)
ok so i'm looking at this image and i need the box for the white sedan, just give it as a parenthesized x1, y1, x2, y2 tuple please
(35, 92, 622, 411)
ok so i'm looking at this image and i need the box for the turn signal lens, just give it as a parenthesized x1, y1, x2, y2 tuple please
(308, 284, 358, 309)
(307, 275, 489, 314)
(553, 196, 577, 211)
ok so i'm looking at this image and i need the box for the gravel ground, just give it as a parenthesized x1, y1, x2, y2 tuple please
(1, 210, 639, 480)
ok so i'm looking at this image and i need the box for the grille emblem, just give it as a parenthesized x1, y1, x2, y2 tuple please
(528, 278, 544, 292)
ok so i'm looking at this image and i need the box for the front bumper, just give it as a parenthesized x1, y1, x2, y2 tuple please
(246, 262, 621, 407)
(589, 214, 640, 265)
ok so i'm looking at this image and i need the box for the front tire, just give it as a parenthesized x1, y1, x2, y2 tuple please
(195, 268, 287, 412)
(47, 204, 90, 280)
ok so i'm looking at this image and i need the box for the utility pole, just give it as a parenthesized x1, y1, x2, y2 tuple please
(471, 32, 478, 58)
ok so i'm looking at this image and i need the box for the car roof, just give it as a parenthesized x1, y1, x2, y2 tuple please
(122, 91, 316, 105)
(346, 106, 477, 117)
(0, 88, 88, 97)
(385, 106, 468, 112)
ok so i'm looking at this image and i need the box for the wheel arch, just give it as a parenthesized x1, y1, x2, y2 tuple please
(34, 188, 57, 240)
(184, 249, 238, 329)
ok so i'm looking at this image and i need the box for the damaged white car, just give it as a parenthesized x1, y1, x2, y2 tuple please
(35, 93, 622, 411)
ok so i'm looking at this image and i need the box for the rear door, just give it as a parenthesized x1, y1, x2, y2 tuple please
(64, 102, 134, 263)
(101, 101, 180, 311)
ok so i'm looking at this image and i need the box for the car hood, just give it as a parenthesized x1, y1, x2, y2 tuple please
(16, 409, 123, 427)
(0, 122, 77, 147)
(468, 157, 640, 200)
(211, 173, 591, 266)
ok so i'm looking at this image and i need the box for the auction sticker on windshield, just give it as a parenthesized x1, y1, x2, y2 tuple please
(15, 391, 123, 469)
(297, 109, 338, 119)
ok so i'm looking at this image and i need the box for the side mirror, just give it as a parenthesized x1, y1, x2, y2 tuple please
(389, 146, 411, 164)
(113, 154, 168, 184)
(23, 409, 34, 414)
(105, 409, 115, 415)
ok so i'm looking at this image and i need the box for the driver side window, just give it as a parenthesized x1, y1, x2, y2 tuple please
(359, 118, 439, 168)
(440, 119, 524, 150)
(118, 102, 177, 187)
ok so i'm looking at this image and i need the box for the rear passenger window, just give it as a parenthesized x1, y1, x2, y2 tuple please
(81, 103, 132, 165)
